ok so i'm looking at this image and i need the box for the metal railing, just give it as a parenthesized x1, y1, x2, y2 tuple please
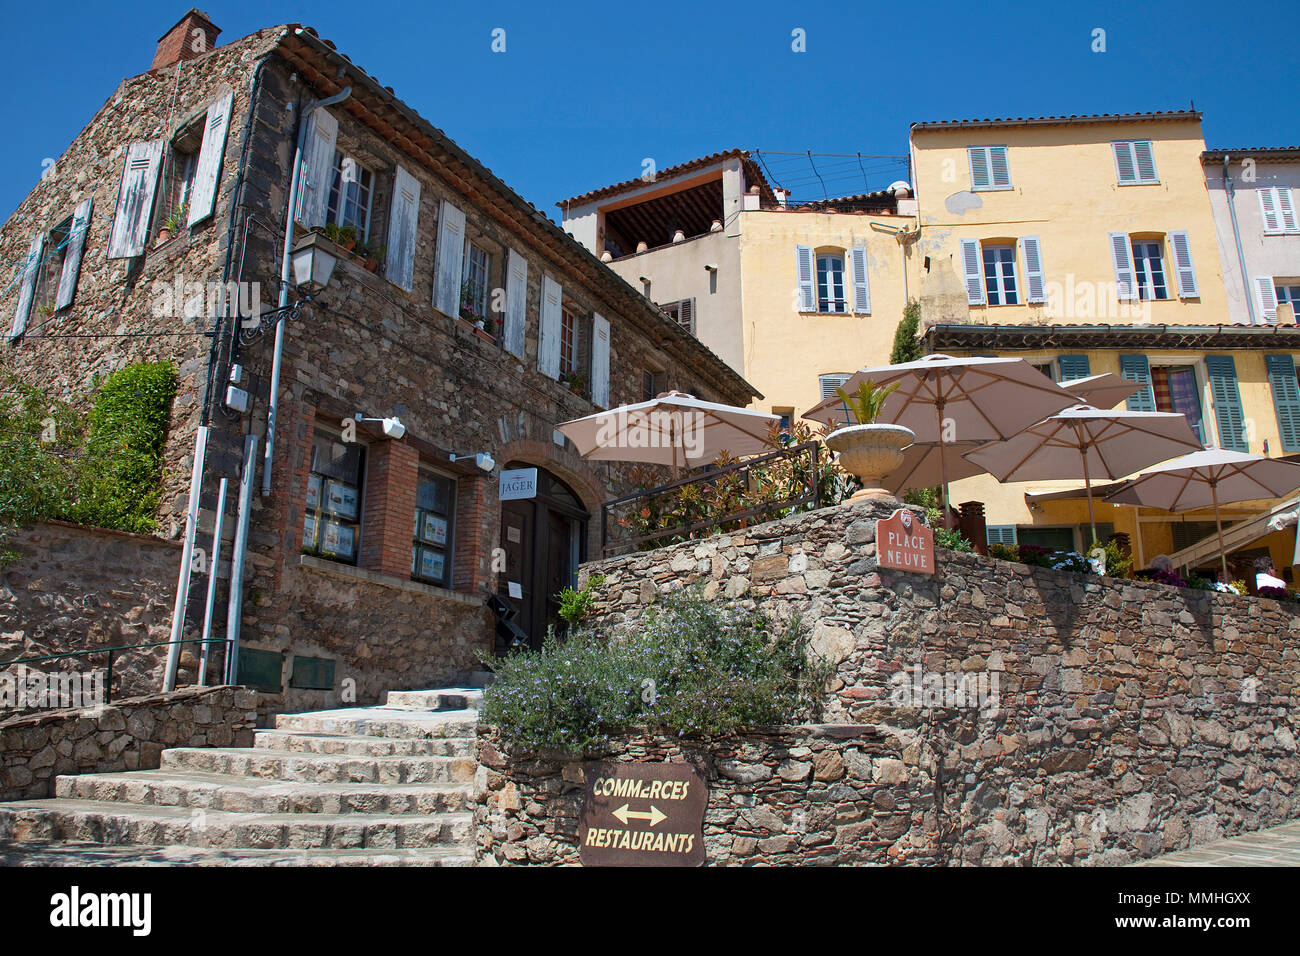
(0, 638, 230, 705)
(600, 441, 822, 557)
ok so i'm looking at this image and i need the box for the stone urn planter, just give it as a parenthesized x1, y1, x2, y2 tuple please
(825, 423, 915, 501)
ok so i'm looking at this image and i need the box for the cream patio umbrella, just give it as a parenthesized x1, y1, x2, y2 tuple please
(556, 391, 779, 477)
(803, 354, 1077, 513)
(1060, 372, 1141, 410)
(963, 404, 1204, 545)
(1104, 449, 1300, 579)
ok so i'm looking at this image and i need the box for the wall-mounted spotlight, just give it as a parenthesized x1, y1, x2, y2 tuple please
(355, 413, 406, 439)
(450, 451, 496, 473)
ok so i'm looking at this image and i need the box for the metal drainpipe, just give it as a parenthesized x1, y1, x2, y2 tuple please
(261, 85, 352, 497)
(1222, 155, 1257, 325)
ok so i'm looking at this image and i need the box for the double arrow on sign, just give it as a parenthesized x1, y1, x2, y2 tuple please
(612, 803, 667, 827)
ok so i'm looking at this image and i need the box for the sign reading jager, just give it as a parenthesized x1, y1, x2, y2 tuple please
(579, 761, 707, 867)
(876, 508, 935, 574)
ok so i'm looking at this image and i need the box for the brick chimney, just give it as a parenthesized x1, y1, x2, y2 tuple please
(152, 9, 221, 71)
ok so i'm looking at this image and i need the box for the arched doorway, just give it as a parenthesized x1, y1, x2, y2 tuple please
(496, 464, 590, 652)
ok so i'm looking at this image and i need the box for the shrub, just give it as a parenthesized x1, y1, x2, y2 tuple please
(988, 542, 1020, 563)
(481, 591, 830, 754)
(890, 300, 923, 364)
(934, 527, 974, 552)
(1099, 537, 1133, 579)
(557, 574, 605, 625)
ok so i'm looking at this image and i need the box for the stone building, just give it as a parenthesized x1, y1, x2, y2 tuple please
(0, 11, 757, 709)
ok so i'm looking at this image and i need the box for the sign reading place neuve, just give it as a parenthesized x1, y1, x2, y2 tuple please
(579, 761, 707, 867)
(498, 467, 538, 501)
(876, 507, 935, 574)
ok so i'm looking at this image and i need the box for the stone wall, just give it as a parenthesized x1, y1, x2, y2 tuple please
(476, 498, 1300, 865)
(0, 684, 269, 802)
(1, 521, 182, 699)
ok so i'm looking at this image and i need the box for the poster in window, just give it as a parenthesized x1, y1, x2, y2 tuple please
(421, 513, 448, 546)
(322, 520, 356, 559)
(325, 479, 359, 520)
(420, 547, 445, 583)
(303, 513, 318, 549)
(411, 545, 418, 576)
(306, 474, 321, 510)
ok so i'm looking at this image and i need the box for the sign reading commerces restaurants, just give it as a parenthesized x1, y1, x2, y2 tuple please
(876, 508, 935, 575)
(579, 762, 707, 867)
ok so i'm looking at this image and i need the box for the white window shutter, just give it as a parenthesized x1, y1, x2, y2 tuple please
(1112, 142, 1137, 184)
(988, 146, 1011, 188)
(187, 92, 233, 226)
(968, 147, 991, 190)
(1168, 230, 1199, 298)
(55, 198, 94, 311)
(107, 140, 163, 258)
(1133, 141, 1157, 182)
(591, 312, 611, 408)
(1255, 276, 1279, 324)
(795, 245, 815, 311)
(1260, 188, 1281, 234)
(819, 373, 852, 401)
(433, 199, 466, 316)
(1109, 232, 1137, 300)
(1277, 188, 1298, 233)
(959, 238, 984, 304)
(10, 232, 44, 340)
(384, 164, 421, 291)
(538, 276, 562, 378)
(295, 107, 338, 228)
(503, 247, 528, 358)
(1019, 235, 1045, 303)
(850, 245, 870, 313)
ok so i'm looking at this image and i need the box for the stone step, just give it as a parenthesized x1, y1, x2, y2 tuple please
(160, 747, 477, 785)
(55, 770, 472, 815)
(273, 707, 478, 739)
(0, 800, 474, 850)
(252, 730, 474, 757)
(0, 839, 474, 867)
(384, 688, 484, 711)
(467, 670, 495, 689)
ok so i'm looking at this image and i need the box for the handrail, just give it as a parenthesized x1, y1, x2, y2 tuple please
(2, 638, 231, 706)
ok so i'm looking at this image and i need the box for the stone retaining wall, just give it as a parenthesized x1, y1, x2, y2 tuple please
(476, 498, 1300, 865)
(0, 684, 271, 802)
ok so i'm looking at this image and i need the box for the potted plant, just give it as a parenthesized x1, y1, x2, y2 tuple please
(824, 379, 913, 501)
(460, 279, 486, 328)
(560, 370, 588, 396)
(156, 203, 187, 245)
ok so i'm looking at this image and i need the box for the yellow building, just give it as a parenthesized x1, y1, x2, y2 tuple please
(910, 111, 1300, 580)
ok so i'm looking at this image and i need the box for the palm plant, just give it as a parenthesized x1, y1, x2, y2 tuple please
(835, 379, 901, 425)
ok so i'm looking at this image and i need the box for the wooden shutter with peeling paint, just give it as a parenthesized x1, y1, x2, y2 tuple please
(1168, 230, 1199, 298)
(384, 165, 421, 291)
(795, 245, 815, 311)
(107, 140, 163, 258)
(187, 92, 233, 226)
(1109, 232, 1137, 300)
(504, 247, 528, 359)
(295, 108, 338, 228)
(591, 312, 610, 408)
(850, 245, 870, 313)
(433, 199, 466, 316)
(9, 233, 44, 339)
(960, 238, 983, 304)
(538, 276, 562, 378)
(1206, 355, 1249, 452)
(1019, 235, 1045, 303)
(54, 198, 93, 310)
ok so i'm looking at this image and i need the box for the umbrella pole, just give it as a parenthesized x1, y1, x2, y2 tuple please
(1079, 441, 1098, 546)
(1211, 479, 1228, 582)
(936, 401, 952, 528)
(670, 415, 680, 481)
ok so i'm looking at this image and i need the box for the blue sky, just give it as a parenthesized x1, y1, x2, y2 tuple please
(2, 0, 1297, 222)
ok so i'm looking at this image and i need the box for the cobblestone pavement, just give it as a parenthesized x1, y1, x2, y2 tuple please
(1136, 822, 1300, 866)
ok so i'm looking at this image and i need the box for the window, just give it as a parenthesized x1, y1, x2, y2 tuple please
(412, 469, 455, 588)
(816, 254, 847, 313)
(968, 145, 1011, 191)
(327, 151, 374, 238)
(1030, 362, 1055, 381)
(659, 299, 695, 334)
(1150, 364, 1205, 442)
(982, 244, 1018, 305)
(1112, 140, 1158, 185)
(1276, 282, 1300, 316)
(560, 303, 581, 376)
(1259, 187, 1299, 235)
(773, 407, 794, 443)
(987, 526, 1017, 546)
(642, 369, 665, 402)
(460, 240, 490, 322)
(303, 428, 365, 565)
(1131, 240, 1169, 301)
(159, 114, 202, 234)
(819, 373, 853, 402)
(30, 217, 71, 317)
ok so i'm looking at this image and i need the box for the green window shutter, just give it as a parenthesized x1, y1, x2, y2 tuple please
(1206, 355, 1249, 452)
(1120, 354, 1155, 411)
(1057, 354, 1091, 381)
(1266, 354, 1300, 453)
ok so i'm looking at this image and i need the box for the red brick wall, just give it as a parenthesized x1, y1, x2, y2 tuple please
(151, 12, 222, 71)
(360, 439, 419, 578)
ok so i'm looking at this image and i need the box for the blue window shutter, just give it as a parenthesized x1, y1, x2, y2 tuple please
(960, 238, 984, 304)
(1168, 230, 1199, 299)
(850, 245, 870, 314)
(1109, 233, 1137, 300)
(1265, 354, 1300, 453)
(795, 245, 815, 312)
(1206, 355, 1249, 452)
(1120, 354, 1155, 411)
(1058, 354, 1091, 381)
(968, 147, 991, 190)
(1019, 235, 1045, 302)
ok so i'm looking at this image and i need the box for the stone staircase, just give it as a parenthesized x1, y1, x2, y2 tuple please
(0, 687, 484, 866)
